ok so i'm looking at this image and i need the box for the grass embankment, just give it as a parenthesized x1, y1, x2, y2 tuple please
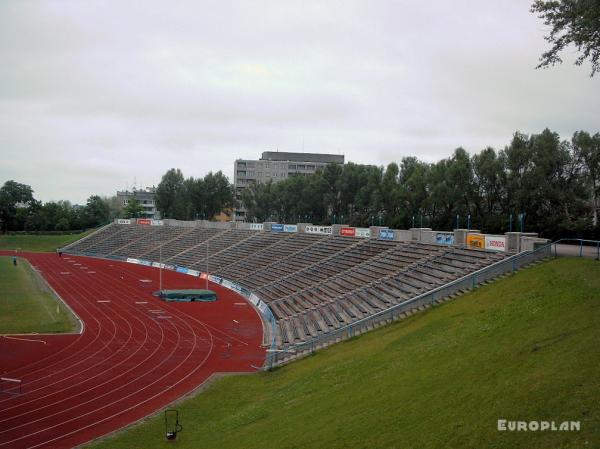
(87, 258, 600, 449)
(0, 230, 93, 252)
(0, 257, 77, 334)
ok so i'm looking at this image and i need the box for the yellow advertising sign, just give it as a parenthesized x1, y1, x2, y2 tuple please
(466, 233, 485, 249)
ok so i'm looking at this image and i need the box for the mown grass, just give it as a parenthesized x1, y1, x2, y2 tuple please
(0, 257, 77, 334)
(87, 258, 599, 449)
(0, 230, 93, 252)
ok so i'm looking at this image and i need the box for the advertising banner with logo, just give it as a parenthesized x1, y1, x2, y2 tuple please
(436, 232, 455, 245)
(258, 301, 269, 314)
(485, 235, 507, 252)
(117, 219, 131, 225)
(305, 225, 332, 235)
(340, 227, 356, 237)
(271, 224, 284, 232)
(379, 229, 395, 240)
(187, 269, 200, 277)
(176, 267, 189, 274)
(466, 234, 485, 249)
(249, 223, 264, 231)
(151, 220, 164, 226)
(137, 218, 151, 225)
(355, 228, 371, 238)
(283, 224, 298, 233)
(126, 258, 140, 264)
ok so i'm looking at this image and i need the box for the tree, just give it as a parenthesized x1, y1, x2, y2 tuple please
(155, 169, 186, 219)
(531, 0, 600, 76)
(84, 195, 110, 228)
(572, 131, 600, 227)
(124, 197, 145, 218)
(0, 181, 35, 232)
(203, 171, 234, 219)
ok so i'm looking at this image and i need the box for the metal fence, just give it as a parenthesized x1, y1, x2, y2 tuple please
(265, 242, 553, 368)
(552, 238, 600, 259)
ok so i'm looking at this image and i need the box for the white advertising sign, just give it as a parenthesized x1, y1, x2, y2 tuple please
(249, 223, 264, 231)
(484, 235, 507, 252)
(305, 225, 332, 235)
(355, 228, 371, 238)
(117, 219, 131, 225)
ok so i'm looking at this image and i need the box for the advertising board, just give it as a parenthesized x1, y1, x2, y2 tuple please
(436, 232, 455, 245)
(249, 223, 264, 231)
(305, 225, 332, 235)
(151, 220, 163, 226)
(484, 235, 507, 251)
(137, 218, 151, 225)
(271, 224, 284, 232)
(379, 229, 395, 240)
(355, 228, 371, 238)
(283, 224, 298, 233)
(117, 219, 131, 225)
(340, 227, 356, 237)
(466, 233, 485, 249)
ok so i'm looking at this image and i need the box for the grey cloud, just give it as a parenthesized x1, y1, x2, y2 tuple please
(0, 0, 598, 204)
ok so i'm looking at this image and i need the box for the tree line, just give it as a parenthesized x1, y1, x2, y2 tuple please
(154, 169, 234, 220)
(241, 129, 600, 239)
(0, 181, 113, 233)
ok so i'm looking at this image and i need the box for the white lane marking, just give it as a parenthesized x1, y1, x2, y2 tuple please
(135, 301, 148, 304)
(2, 336, 47, 345)
(139, 279, 152, 283)
(60, 272, 71, 275)
(96, 300, 111, 303)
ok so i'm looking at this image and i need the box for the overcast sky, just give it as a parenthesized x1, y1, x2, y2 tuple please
(1, 1, 599, 204)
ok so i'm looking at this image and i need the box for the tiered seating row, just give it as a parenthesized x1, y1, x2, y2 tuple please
(273, 245, 507, 346)
(216, 233, 327, 281)
(65, 223, 510, 350)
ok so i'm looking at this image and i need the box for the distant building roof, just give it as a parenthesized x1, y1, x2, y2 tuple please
(260, 151, 344, 164)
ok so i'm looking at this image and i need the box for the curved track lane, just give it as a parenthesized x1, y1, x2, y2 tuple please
(0, 252, 266, 449)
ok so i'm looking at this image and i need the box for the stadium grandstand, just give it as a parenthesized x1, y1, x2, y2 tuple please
(61, 218, 551, 362)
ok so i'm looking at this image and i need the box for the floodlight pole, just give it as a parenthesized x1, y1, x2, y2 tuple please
(206, 238, 209, 290)
(159, 243, 163, 292)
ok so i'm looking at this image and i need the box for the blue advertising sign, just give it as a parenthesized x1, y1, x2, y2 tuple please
(271, 224, 284, 232)
(436, 232, 454, 245)
(379, 229, 395, 240)
(283, 224, 298, 233)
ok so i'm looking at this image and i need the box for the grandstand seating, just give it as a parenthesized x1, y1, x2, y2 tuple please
(63, 222, 510, 349)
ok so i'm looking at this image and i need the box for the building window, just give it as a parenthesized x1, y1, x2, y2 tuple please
(289, 164, 296, 170)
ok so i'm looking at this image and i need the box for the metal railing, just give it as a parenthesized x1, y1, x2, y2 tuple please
(266, 242, 553, 368)
(552, 238, 600, 259)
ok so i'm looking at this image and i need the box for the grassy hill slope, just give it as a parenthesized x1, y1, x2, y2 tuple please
(87, 258, 599, 449)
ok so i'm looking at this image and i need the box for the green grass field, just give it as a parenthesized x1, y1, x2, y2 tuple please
(0, 257, 77, 334)
(0, 231, 92, 252)
(86, 258, 600, 449)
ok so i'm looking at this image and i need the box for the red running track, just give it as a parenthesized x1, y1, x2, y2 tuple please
(0, 252, 266, 449)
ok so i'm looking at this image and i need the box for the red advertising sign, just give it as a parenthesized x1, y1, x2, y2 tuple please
(340, 227, 356, 237)
(137, 218, 151, 225)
